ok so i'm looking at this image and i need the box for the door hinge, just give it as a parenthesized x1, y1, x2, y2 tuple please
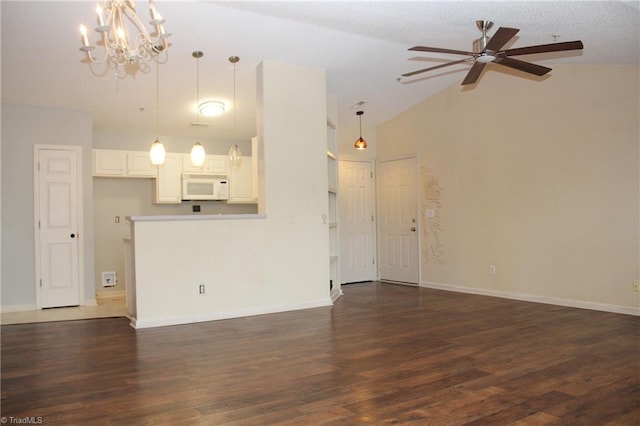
(371, 215, 374, 222)
(37, 162, 40, 171)
(370, 172, 373, 178)
(38, 220, 41, 229)
(372, 258, 375, 265)
(39, 279, 42, 288)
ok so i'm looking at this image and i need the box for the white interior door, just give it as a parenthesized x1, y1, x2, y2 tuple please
(339, 160, 376, 283)
(377, 157, 419, 284)
(36, 146, 81, 308)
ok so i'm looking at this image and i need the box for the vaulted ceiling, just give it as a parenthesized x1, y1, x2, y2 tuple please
(2, 1, 638, 142)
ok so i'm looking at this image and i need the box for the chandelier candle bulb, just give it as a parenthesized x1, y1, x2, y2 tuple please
(96, 5, 105, 27)
(149, 1, 158, 21)
(80, 25, 89, 47)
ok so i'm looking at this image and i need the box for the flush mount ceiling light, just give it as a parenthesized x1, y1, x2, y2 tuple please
(190, 50, 206, 167)
(78, 0, 171, 79)
(354, 110, 367, 151)
(199, 101, 225, 117)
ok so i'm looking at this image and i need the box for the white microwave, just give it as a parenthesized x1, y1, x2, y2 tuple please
(181, 174, 229, 200)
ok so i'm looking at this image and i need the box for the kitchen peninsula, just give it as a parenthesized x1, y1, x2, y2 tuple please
(124, 61, 334, 329)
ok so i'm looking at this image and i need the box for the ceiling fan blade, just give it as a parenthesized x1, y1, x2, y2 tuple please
(501, 40, 584, 57)
(484, 27, 520, 52)
(461, 62, 486, 85)
(494, 57, 552, 76)
(402, 58, 471, 78)
(409, 46, 475, 57)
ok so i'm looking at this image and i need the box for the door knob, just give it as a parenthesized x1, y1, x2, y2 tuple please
(70, 233, 75, 238)
(410, 227, 416, 232)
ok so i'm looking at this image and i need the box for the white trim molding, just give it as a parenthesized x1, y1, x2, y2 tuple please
(421, 281, 640, 317)
(131, 297, 334, 329)
(1, 304, 38, 313)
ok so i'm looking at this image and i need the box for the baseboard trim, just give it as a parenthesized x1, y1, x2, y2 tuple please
(132, 298, 334, 329)
(421, 281, 640, 316)
(96, 291, 124, 301)
(1, 304, 38, 313)
(331, 287, 343, 302)
(2, 299, 101, 313)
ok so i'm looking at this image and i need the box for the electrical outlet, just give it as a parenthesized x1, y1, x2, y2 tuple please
(489, 265, 496, 276)
(633, 280, 640, 292)
(198, 284, 205, 294)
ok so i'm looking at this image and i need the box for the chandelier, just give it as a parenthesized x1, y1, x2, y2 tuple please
(79, 0, 170, 78)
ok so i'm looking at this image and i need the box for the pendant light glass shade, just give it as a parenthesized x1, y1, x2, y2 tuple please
(150, 139, 166, 165)
(191, 142, 206, 167)
(228, 144, 242, 167)
(354, 137, 367, 150)
(354, 110, 367, 150)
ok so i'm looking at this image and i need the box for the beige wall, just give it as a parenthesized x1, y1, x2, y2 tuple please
(377, 65, 639, 312)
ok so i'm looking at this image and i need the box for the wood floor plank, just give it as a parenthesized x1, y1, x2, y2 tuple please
(2, 282, 638, 425)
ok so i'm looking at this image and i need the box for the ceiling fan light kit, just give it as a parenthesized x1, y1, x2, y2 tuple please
(403, 20, 584, 86)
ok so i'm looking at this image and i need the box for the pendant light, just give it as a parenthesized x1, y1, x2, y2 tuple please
(190, 50, 206, 167)
(149, 59, 166, 165)
(228, 56, 242, 167)
(354, 110, 368, 150)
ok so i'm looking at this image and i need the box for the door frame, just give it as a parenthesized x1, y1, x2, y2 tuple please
(338, 159, 378, 284)
(33, 144, 85, 309)
(375, 154, 421, 285)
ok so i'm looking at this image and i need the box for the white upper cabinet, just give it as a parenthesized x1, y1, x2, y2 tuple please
(93, 150, 126, 176)
(93, 150, 156, 178)
(182, 154, 228, 175)
(126, 151, 156, 177)
(228, 157, 255, 203)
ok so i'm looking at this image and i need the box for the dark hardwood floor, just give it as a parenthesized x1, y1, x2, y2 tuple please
(1, 282, 639, 425)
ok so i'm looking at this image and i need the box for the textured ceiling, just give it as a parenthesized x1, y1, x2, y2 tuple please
(1, 1, 638, 142)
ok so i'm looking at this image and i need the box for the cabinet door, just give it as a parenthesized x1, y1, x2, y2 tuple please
(153, 154, 182, 204)
(127, 151, 156, 177)
(205, 155, 228, 175)
(182, 154, 228, 175)
(93, 150, 126, 176)
(228, 157, 255, 202)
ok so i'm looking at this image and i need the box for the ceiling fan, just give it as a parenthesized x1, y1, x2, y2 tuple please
(402, 20, 584, 85)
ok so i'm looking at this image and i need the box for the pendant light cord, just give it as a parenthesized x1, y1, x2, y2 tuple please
(193, 51, 202, 142)
(155, 59, 159, 138)
(233, 60, 237, 136)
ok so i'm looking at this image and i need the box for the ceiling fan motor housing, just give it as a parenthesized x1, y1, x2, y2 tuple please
(473, 20, 494, 53)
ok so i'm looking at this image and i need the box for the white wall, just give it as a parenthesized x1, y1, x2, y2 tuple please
(377, 65, 640, 314)
(1, 104, 95, 309)
(92, 130, 255, 295)
(130, 61, 331, 327)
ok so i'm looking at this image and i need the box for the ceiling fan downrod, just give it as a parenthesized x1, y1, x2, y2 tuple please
(474, 20, 496, 63)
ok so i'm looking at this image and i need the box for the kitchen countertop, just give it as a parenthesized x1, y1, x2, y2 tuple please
(127, 214, 266, 222)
